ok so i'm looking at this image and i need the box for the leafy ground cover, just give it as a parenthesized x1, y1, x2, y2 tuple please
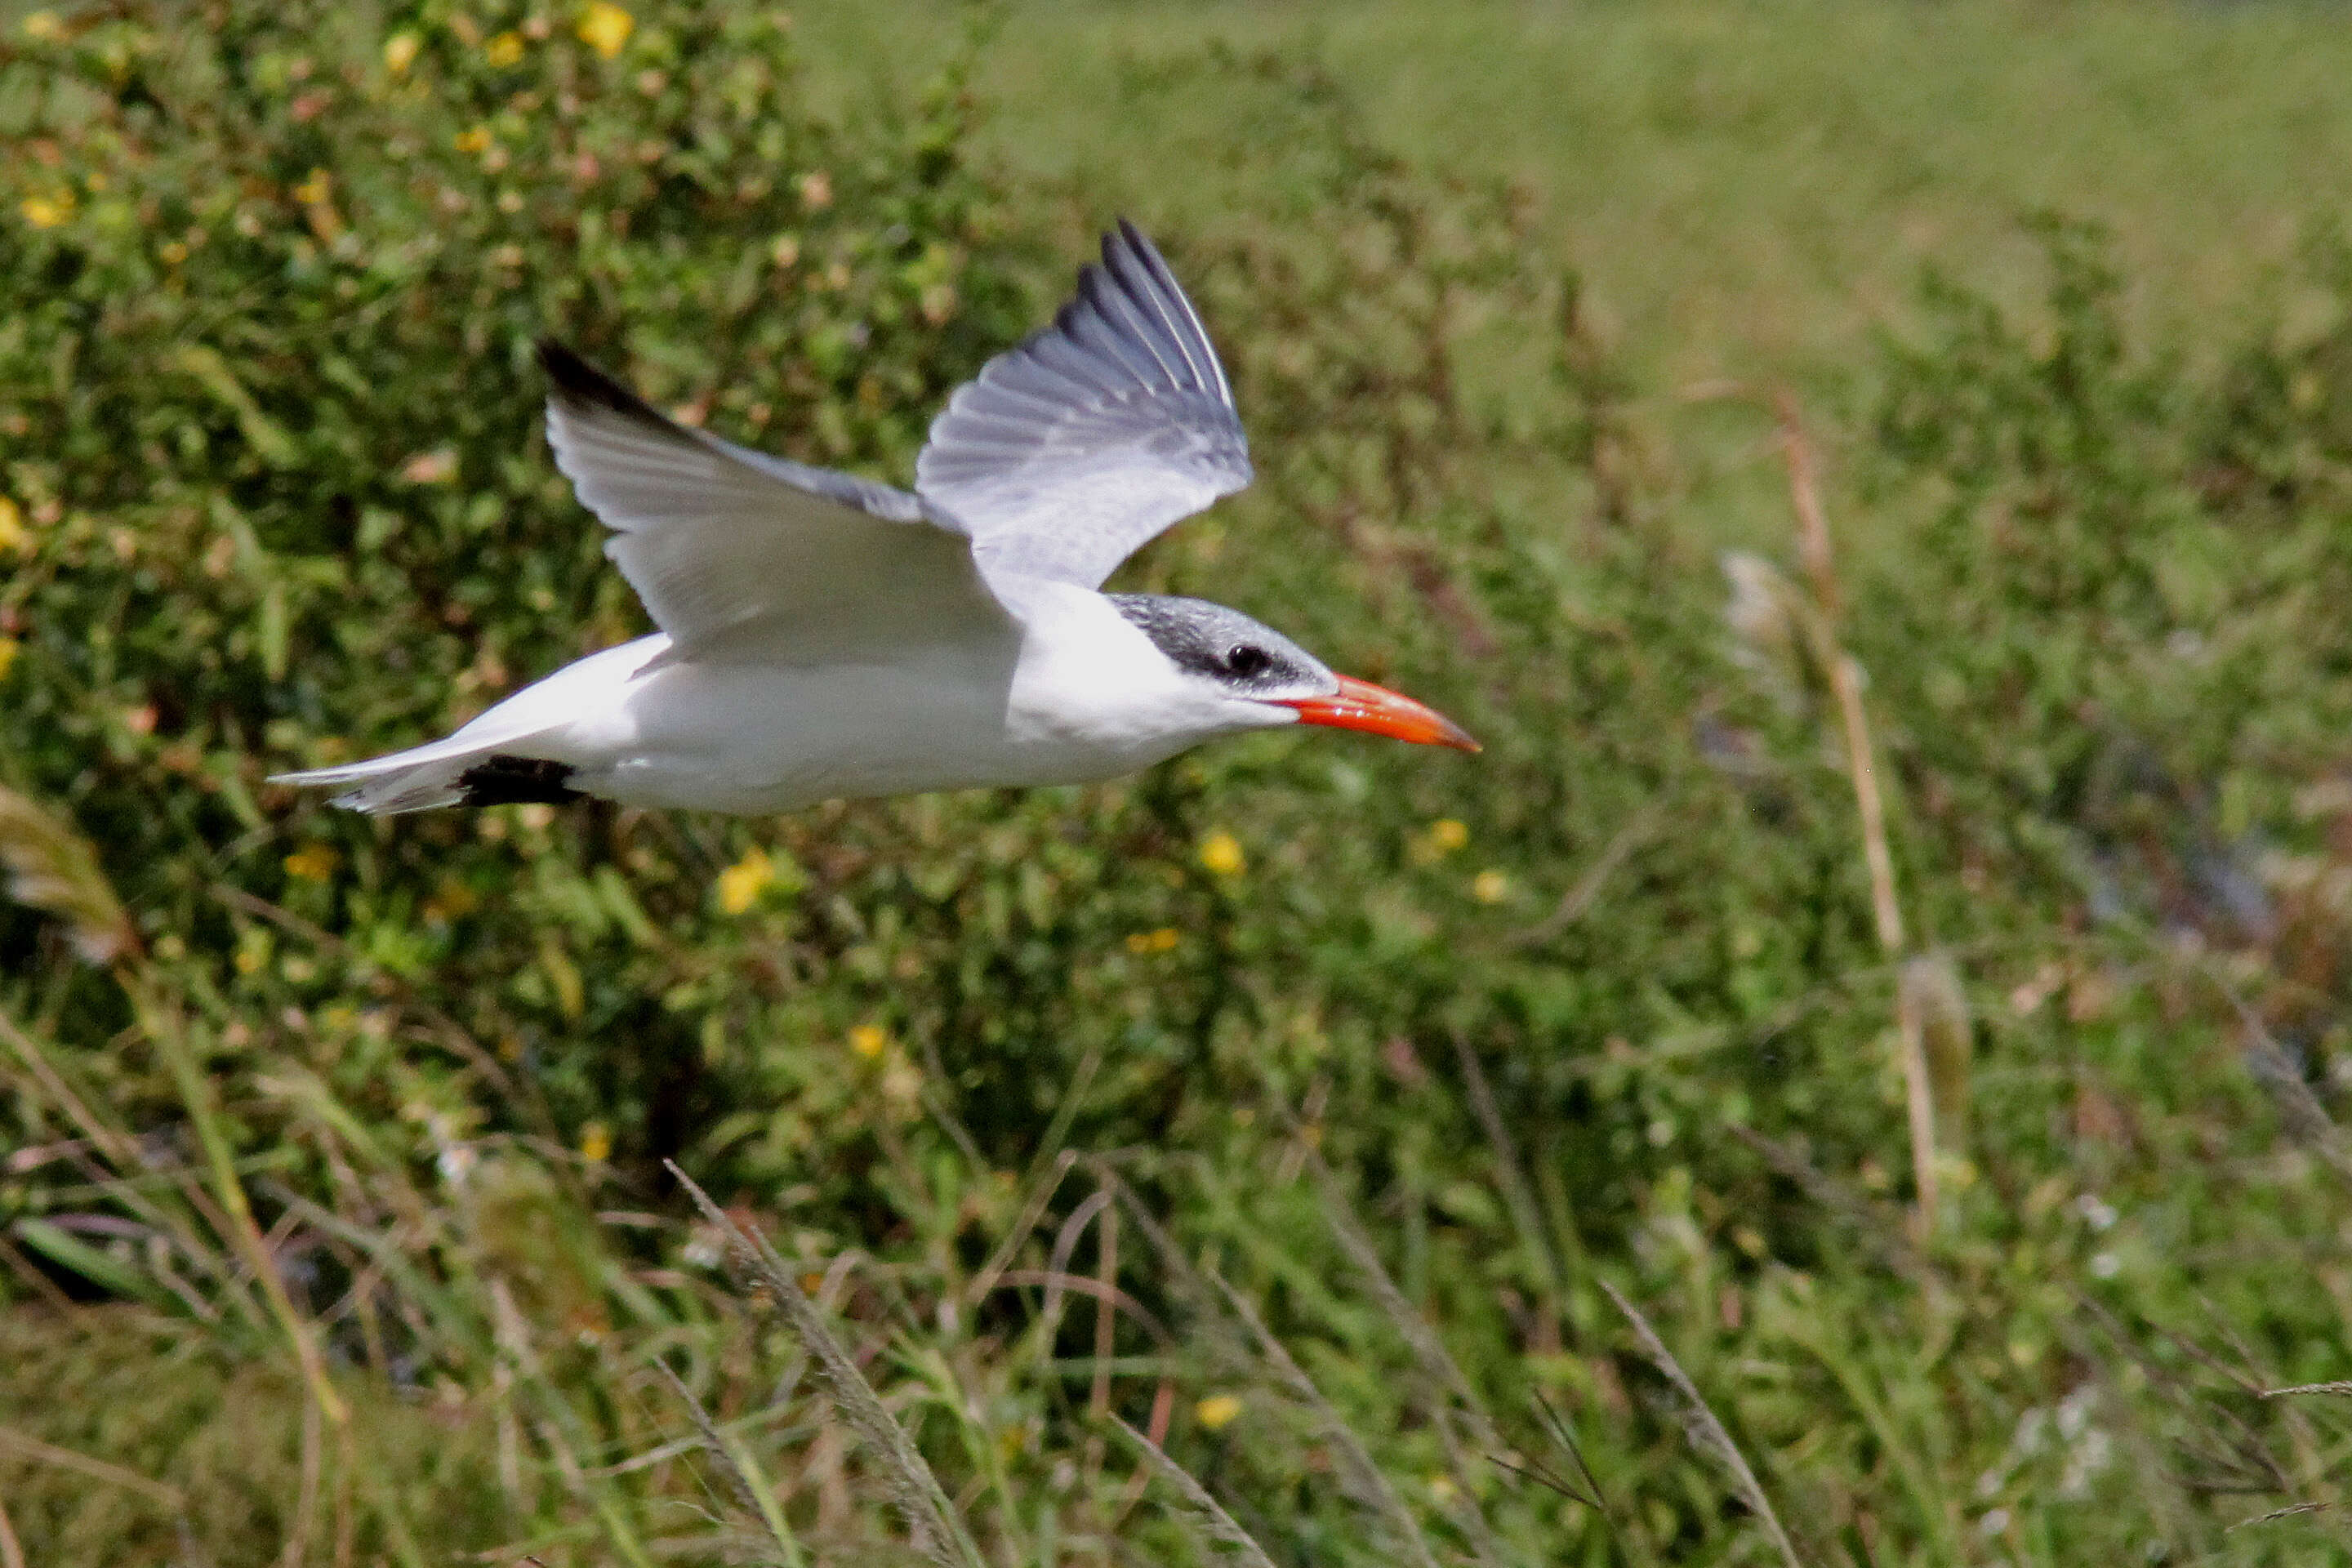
(7, 2, 2352, 1565)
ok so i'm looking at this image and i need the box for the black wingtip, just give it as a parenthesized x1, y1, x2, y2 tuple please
(1109, 216, 1154, 265)
(537, 337, 679, 434)
(537, 337, 622, 406)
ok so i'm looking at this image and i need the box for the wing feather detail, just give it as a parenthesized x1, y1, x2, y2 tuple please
(537, 341, 1011, 666)
(915, 222, 1251, 589)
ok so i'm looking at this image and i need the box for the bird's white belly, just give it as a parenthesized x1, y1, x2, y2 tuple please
(552, 647, 1187, 813)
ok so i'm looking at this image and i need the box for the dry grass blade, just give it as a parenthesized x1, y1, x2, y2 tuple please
(666, 1160, 984, 1568)
(1531, 1391, 1619, 1529)
(1601, 1283, 1803, 1568)
(989, 1272, 1172, 1343)
(653, 1361, 804, 1567)
(1209, 1272, 1444, 1568)
(2074, 1292, 2292, 1495)
(1309, 1156, 1499, 1452)
(1310, 1153, 1492, 1421)
(0, 1007, 247, 1311)
(1770, 394, 1938, 1232)
(0, 1424, 188, 1512)
(1450, 1033, 1565, 1336)
(1307, 1153, 1508, 1565)
(0, 1491, 23, 1568)
(0, 785, 138, 963)
(2238, 1018, 2352, 1184)
(1, 782, 349, 1427)
(1041, 1187, 1115, 1340)
(964, 1147, 1077, 1307)
(132, 980, 349, 1428)
(2262, 1383, 2352, 1399)
(1091, 1166, 1262, 1379)
(1108, 1415, 1278, 1568)
(2226, 1501, 2330, 1530)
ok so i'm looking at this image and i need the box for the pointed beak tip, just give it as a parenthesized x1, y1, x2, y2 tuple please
(1280, 675, 1481, 755)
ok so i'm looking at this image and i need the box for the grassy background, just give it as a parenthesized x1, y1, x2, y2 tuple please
(806, 0, 2352, 384)
(8, 2, 2352, 1565)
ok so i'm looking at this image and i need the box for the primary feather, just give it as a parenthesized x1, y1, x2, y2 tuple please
(915, 220, 1253, 588)
(538, 342, 1009, 667)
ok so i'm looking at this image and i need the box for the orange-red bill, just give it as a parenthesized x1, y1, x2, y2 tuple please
(1278, 675, 1480, 752)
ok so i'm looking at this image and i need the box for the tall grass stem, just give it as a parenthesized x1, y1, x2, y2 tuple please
(1602, 1282, 1803, 1568)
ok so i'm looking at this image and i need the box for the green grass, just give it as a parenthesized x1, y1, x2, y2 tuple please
(9, 2, 2352, 1565)
(808, 0, 2352, 386)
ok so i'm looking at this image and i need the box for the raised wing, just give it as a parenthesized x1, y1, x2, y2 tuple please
(538, 341, 1012, 666)
(915, 221, 1252, 589)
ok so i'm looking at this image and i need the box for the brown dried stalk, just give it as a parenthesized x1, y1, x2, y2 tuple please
(1772, 392, 1940, 1232)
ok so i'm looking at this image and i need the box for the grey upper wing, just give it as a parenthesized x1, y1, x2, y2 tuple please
(538, 341, 1012, 666)
(914, 221, 1253, 590)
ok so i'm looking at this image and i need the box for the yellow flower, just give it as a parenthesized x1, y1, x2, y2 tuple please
(383, 31, 421, 74)
(1125, 927, 1182, 956)
(20, 193, 72, 229)
(1471, 869, 1510, 904)
(1410, 817, 1471, 866)
(577, 1, 634, 59)
(1194, 1394, 1243, 1432)
(1427, 1472, 1459, 1503)
(579, 1121, 612, 1163)
(158, 240, 189, 265)
(849, 1023, 888, 1060)
(21, 12, 62, 42)
(1198, 831, 1245, 877)
(484, 30, 525, 67)
(0, 639, 18, 683)
(453, 126, 492, 154)
(291, 168, 331, 205)
(715, 848, 774, 914)
(283, 844, 341, 882)
(0, 497, 23, 553)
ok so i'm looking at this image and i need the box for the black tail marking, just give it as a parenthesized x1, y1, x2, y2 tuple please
(456, 755, 585, 808)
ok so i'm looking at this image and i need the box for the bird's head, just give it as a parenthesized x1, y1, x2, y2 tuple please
(1108, 595, 1479, 752)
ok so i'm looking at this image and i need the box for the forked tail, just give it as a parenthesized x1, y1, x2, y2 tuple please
(270, 742, 581, 815)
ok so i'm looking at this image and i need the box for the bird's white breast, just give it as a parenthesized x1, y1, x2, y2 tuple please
(542, 579, 1250, 813)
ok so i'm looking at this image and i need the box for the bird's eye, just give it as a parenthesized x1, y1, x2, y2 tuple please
(1224, 644, 1273, 679)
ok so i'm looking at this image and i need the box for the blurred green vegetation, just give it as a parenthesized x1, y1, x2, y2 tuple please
(7, 2, 2352, 1565)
